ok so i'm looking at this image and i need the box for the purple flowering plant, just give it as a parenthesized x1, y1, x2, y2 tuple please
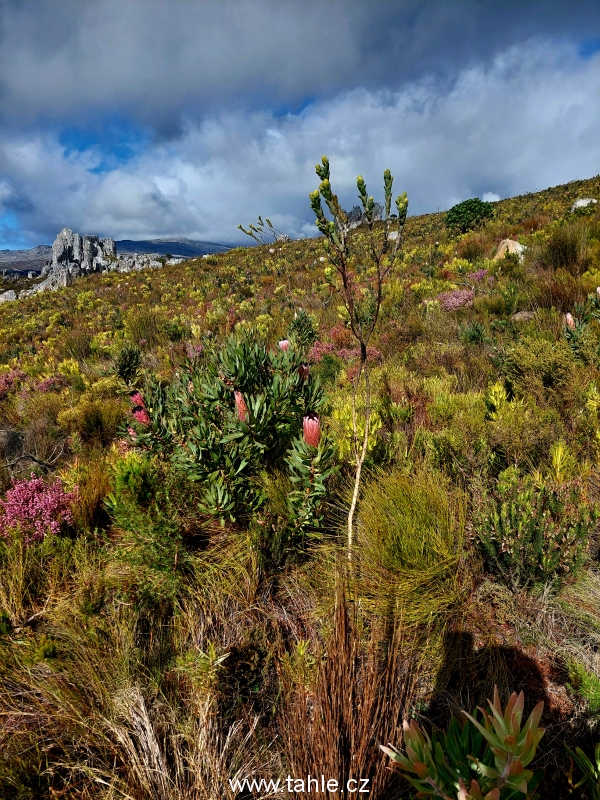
(437, 288, 475, 311)
(0, 473, 77, 545)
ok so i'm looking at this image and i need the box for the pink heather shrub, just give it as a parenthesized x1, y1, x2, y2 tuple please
(0, 369, 26, 400)
(185, 343, 204, 360)
(469, 269, 488, 282)
(36, 375, 68, 393)
(0, 474, 76, 544)
(437, 289, 475, 311)
(308, 341, 382, 364)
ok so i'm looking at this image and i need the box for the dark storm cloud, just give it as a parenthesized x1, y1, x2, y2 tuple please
(0, 1, 599, 246)
(1, 0, 599, 131)
(1, 37, 599, 246)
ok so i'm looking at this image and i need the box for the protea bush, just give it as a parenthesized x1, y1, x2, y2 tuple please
(127, 329, 336, 541)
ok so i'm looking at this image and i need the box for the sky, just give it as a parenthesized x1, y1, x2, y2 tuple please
(0, 0, 600, 249)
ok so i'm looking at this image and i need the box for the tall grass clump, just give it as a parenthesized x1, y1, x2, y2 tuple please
(355, 469, 467, 629)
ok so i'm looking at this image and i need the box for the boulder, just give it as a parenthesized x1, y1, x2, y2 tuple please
(571, 198, 598, 212)
(494, 239, 527, 262)
(0, 290, 17, 302)
(511, 311, 535, 323)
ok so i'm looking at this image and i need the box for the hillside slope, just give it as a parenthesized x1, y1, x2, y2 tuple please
(0, 173, 599, 798)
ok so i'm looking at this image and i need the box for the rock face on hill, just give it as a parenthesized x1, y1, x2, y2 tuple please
(43, 228, 117, 278)
(11, 229, 188, 301)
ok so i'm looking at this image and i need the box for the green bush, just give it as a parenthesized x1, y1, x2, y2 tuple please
(475, 468, 595, 593)
(114, 344, 142, 386)
(105, 458, 187, 606)
(504, 335, 576, 405)
(444, 198, 494, 233)
(567, 659, 600, 714)
(130, 330, 336, 544)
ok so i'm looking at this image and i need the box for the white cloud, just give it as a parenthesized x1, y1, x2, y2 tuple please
(1, 39, 600, 245)
(482, 192, 501, 202)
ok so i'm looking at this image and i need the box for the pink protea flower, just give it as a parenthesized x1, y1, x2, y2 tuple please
(565, 312, 576, 330)
(127, 426, 137, 440)
(298, 363, 310, 381)
(234, 390, 249, 423)
(132, 407, 151, 425)
(303, 413, 321, 447)
(278, 339, 290, 351)
(596, 286, 600, 299)
(129, 391, 146, 408)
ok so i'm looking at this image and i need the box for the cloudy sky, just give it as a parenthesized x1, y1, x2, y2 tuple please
(1, 0, 599, 248)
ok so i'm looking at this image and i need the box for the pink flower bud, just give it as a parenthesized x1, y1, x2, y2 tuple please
(278, 339, 290, 351)
(565, 312, 576, 330)
(129, 391, 145, 408)
(234, 390, 248, 422)
(596, 286, 600, 299)
(132, 407, 151, 425)
(298, 363, 310, 381)
(303, 413, 321, 447)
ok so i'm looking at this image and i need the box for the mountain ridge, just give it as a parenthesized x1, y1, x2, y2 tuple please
(0, 237, 231, 271)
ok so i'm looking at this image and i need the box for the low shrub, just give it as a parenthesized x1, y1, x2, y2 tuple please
(381, 688, 545, 799)
(0, 473, 76, 544)
(567, 659, 600, 715)
(475, 467, 596, 593)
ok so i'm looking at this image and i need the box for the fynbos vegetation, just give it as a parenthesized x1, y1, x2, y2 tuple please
(0, 168, 600, 798)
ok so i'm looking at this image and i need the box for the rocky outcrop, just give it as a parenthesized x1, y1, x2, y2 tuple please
(571, 198, 598, 212)
(14, 228, 185, 299)
(494, 239, 527, 262)
(40, 228, 117, 279)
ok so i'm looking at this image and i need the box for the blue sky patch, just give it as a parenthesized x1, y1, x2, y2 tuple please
(580, 38, 600, 58)
(59, 117, 149, 174)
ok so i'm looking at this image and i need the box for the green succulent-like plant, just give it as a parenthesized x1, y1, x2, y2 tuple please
(567, 742, 600, 799)
(380, 689, 545, 799)
(475, 467, 595, 593)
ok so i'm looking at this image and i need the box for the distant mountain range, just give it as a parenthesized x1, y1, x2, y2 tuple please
(115, 238, 230, 258)
(0, 238, 231, 272)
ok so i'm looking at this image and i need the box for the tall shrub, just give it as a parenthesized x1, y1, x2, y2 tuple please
(309, 156, 408, 558)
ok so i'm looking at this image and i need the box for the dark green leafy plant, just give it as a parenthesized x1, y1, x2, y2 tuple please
(381, 688, 545, 799)
(444, 198, 494, 233)
(475, 467, 595, 593)
(288, 309, 318, 349)
(129, 330, 335, 543)
(115, 344, 142, 386)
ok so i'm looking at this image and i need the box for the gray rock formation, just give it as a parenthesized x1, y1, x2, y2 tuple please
(41, 228, 116, 279)
(2, 229, 225, 300)
(571, 198, 598, 212)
